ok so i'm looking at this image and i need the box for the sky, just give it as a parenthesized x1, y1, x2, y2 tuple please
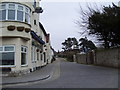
(40, 0, 120, 51)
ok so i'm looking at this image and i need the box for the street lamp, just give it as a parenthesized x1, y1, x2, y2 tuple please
(32, 7, 43, 13)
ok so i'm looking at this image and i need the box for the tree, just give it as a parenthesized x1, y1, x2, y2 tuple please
(72, 37, 79, 49)
(79, 37, 97, 53)
(62, 37, 79, 51)
(62, 38, 72, 51)
(76, 3, 120, 48)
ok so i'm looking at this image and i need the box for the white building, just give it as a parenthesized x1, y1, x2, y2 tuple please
(0, 0, 53, 76)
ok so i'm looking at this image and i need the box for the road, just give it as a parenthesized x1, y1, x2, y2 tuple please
(2, 58, 119, 88)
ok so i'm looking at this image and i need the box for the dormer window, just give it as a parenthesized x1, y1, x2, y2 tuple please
(0, 3, 31, 24)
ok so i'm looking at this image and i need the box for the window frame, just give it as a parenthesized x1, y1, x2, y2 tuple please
(0, 3, 6, 20)
(8, 10, 16, 20)
(41, 53, 43, 61)
(21, 46, 28, 66)
(0, 46, 3, 51)
(32, 46, 36, 63)
(17, 5, 24, 21)
(0, 45, 15, 67)
(37, 50, 39, 61)
(0, 3, 31, 24)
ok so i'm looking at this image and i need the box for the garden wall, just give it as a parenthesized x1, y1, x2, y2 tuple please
(76, 47, 120, 68)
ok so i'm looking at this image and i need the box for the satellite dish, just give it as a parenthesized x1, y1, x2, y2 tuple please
(118, 1, 120, 7)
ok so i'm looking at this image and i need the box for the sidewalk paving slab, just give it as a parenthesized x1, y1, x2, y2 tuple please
(1, 60, 57, 85)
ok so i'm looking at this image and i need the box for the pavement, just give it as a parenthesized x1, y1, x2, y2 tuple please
(0, 58, 118, 88)
(0, 59, 58, 85)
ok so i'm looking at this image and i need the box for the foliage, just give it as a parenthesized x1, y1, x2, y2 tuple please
(76, 3, 120, 48)
(79, 37, 97, 53)
(62, 37, 79, 51)
(88, 3, 120, 48)
(61, 37, 96, 62)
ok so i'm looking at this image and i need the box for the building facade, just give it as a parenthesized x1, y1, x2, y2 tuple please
(0, 0, 53, 76)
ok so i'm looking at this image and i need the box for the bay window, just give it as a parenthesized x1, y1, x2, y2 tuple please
(0, 45, 15, 66)
(0, 3, 31, 24)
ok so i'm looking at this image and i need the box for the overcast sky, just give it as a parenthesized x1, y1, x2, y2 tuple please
(40, 0, 119, 51)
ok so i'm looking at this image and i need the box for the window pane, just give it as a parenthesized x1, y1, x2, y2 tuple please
(0, 4, 6, 9)
(34, 50, 36, 61)
(41, 54, 43, 61)
(0, 47, 3, 51)
(5, 46, 14, 51)
(25, 7, 29, 13)
(24, 48, 27, 52)
(8, 10, 15, 20)
(37, 53, 39, 60)
(0, 11, 1, 20)
(28, 15, 30, 24)
(21, 47, 24, 52)
(25, 13, 28, 23)
(44, 52, 46, 62)
(0, 10, 6, 20)
(9, 4, 15, 9)
(21, 53, 26, 65)
(18, 5, 23, 10)
(0, 52, 14, 65)
(17, 11, 23, 21)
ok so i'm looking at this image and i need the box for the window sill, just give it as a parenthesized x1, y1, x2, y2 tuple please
(21, 64, 28, 67)
(0, 20, 31, 27)
(0, 65, 16, 68)
(32, 61, 37, 63)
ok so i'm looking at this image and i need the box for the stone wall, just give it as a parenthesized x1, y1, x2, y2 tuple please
(2, 69, 31, 77)
(76, 54, 86, 64)
(95, 48, 120, 68)
(8, 69, 31, 77)
(76, 47, 120, 68)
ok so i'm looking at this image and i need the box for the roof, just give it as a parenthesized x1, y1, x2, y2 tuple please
(39, 22, 47, 36)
